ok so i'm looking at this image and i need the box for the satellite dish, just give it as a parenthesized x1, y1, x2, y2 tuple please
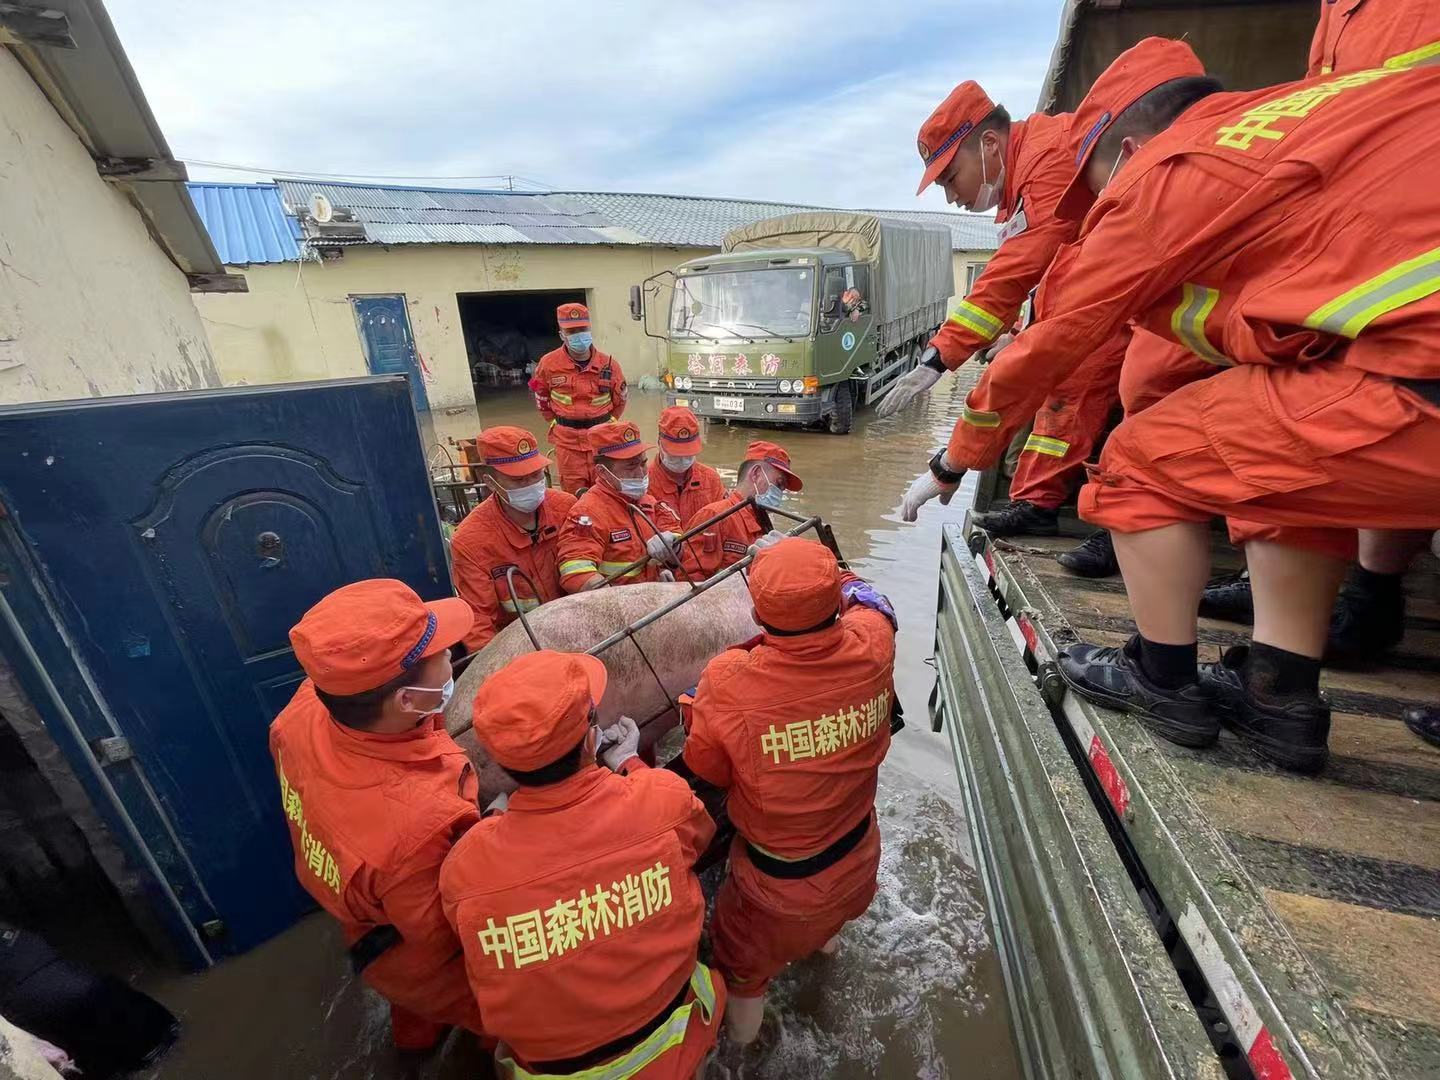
(310, 193, 334, 224)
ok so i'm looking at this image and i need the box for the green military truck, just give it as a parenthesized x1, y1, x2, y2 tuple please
(932, 2, 1440, 1078)
(629, 211, 952, 433)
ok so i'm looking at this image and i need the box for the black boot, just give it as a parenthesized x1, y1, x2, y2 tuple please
(972, 500, 1059, 537)
(1058, 635, 1216, 747)
(1326, 567, 1406, 665)
(1057, 529, 1118, 578)
(1404, 706, 1440, 749)
(1200, 644, 1330, 774)
(1199, 571, 1252, 623)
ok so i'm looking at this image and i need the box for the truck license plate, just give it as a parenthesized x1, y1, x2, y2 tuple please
(713, 396, 744, 413)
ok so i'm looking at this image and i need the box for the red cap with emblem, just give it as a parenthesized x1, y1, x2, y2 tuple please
(472, 650, 608, 771)
(657, 406, 703, 455)
(290, 579, 473, 696)
(556, 303, 590, 330)
(743, 440, 802, 492)
(1056, 37, 1206, 221)
(749, 538, 841, 632)
(914, 80, 997, 195)
(477, 425, 551, 477)
(589, 419, 653, 459)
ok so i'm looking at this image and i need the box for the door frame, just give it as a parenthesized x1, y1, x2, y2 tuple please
(350, 293, 429, 411)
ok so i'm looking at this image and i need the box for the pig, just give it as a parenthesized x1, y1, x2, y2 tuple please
(444, 575, 759, 801)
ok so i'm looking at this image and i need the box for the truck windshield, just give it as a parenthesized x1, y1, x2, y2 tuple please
(669, 268, 813, 340)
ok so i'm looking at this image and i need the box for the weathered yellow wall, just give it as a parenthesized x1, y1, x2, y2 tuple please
(196, 243, 706, 424)
(0, 51, 220, 402)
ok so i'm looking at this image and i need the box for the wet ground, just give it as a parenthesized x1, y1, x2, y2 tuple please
(136, 379, 1024, 1080)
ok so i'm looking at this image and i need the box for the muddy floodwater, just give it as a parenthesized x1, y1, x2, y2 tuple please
(138, 377, 1023, 1080)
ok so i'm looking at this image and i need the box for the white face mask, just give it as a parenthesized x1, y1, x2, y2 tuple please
(661, 452, 696, 474)
(401, 677, 454, 715)
(969, 141, 1005, 213)
(601, 465, 649, 501)
(493, 477, 546, 513)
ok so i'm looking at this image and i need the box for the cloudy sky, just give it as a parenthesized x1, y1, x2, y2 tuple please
(106, 0, 1061, 211)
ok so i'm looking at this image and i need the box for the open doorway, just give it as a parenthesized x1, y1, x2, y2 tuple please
(458, 289, 587, 395)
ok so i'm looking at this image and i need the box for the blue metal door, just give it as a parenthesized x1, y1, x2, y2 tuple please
(0, 377, 450, 964)
(353, 294, 429, 412)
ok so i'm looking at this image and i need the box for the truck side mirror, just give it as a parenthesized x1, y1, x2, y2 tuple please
(629, 285, 643, 321)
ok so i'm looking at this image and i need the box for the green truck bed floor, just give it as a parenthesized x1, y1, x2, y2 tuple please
(940, 520, 1440, 1079)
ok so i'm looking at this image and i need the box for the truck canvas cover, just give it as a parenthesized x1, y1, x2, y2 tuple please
(721, 211, 952, 327)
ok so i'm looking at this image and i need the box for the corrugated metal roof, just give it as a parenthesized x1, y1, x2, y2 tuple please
(186, 183, 302, 264)
(272, 179, 999, 253)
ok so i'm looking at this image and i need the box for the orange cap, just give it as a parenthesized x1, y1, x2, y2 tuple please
(471, 650, 608, 771)
(477, 425, 551, 477)
(915, 80, 997, 195)
(744, 440, 802, 492)
(749, 538, 840, 632)
(589, 419, 653, 459)
(291, 579, 473, 696)
(1057, 37, 1206, 221)
(657, 406, 703, 456)
(557, 303, 590, 330)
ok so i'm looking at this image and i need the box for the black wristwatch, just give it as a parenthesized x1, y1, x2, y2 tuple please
(928, 448, 965, 485)
(921, 346, 946, 373)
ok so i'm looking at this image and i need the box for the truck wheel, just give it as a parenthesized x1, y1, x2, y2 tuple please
(827, 382, 854, 435)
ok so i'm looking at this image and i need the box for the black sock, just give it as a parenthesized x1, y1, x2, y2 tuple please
(1134, 635, 1198, 691)
(1243, 642, 1321, 699)
(1352, 566, 1404, 601)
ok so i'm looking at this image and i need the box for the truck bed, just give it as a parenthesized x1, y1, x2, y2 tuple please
(932, 517, 1440, 1079)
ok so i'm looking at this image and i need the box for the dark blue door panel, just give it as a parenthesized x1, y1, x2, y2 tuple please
(0, 377, 449, 957)
(353, 294, 428, 412)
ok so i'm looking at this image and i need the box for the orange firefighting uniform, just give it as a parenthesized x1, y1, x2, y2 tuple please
(647, 456, 724, 526)
(683, 574, 895, 996)
(1309, 0, 1440, 76)
(439, 764, 724, 1076)
(948, 67, 1440, 559)
(557, 481, 682, 591)
(269, 685, 484, 1042)
(451, 488, 576, 652)
(678, 492, 766, 580)
(530, 347, 628, 494)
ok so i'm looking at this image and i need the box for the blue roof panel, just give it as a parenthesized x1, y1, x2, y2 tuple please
(185, 183, 302, 265)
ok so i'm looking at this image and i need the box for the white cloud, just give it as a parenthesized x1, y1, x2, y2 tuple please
(105, 0, 1059, 206)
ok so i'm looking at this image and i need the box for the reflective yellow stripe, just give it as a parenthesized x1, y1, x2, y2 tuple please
(946, 300, 1004, 341)
(962, 403, 1002, 429)
(548, 418, 557, 428)
(591, 393, 613, 407)
(502, 963, 715, 1080)
(559, 559, 597, 578)
(1169, 283, 1232, 366)
(551, 391, 574, 406)
(499, 597, 541, 614)
(1385, 40, 1440, 68)
(1022, 433, 1070, 458)
(1303, 245, 1440, 339)
(599, 561, 643, 579)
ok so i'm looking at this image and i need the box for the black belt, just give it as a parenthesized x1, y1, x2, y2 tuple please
(348, 924, 401, 975)
(553, 414, 607, 429)
(744, 813, 871, 880)
(527, 979, 690, 1074)
(1400, 377, 1440, 408)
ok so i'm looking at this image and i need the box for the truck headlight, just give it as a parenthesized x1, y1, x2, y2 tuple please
(779, 379, 793, 393)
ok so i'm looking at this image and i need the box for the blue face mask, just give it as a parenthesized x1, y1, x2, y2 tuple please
(756, 484, 786, 510)
(566, 331, 593, 355)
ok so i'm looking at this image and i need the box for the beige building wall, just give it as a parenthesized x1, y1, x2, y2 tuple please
(0, 51, 220, 403)
(196, 243, 706, 427)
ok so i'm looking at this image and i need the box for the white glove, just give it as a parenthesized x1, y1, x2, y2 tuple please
(601, 716, 641, 771)
(646, 531, 680, 567)
(978, 333, 1015, 364)
(877, 358, 943, 418)
(753, 530, 786, 551)
(658, 569, 675, 583)
(900, 460, 961, 523)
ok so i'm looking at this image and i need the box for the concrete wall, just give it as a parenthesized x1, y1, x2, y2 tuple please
(0, 50, 220, 403)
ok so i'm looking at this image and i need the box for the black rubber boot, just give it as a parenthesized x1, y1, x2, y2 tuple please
(1404, 706, 1440, 749)
(1058, 636, 1217, 747)
(1200, 645, 1330, 774)
(972, 500, 1059, 537)
(1057, 529, 1118, 578)
(1326, 569, 1406, 665)
(1199, 571, 1252, 623)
